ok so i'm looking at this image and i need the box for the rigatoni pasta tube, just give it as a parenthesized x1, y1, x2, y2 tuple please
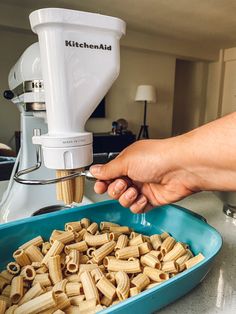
(162, 242, 186, 262)
(18, 282, 45, 305)
(176, 249, 193, 271)
(129, 234, 144, 246)
(84, 233, 113, 247)
(55, 292, 70, 310)
(109, 226, 131, 234)
(67, 274, 80, 283)
(92, 241, 116, 263)
(115, 235, 128, 251)
(65, 222, 82, 232)
(161, 236, 176, 254)
(50, 230, 64, 244)
(80, 271, 100, 303)
(100, 221, 119, 231)
(138, 242, 152, 255)
(64, 241, 88, 255)
(10, 275, 24, 303)
(115, 271, 130, 301)
(185, 253, 205, 269)
(112, 232, 122, 241)
(52, 231, 75, 245)
(149, 250, 163, 261)
(0, 299, 7, 314)
(143, 266, 169, 282)
(42, 242, 51, 255)
(90, 268, 103, 283)
(25, 245, 44, 263)
(13, 249, 31, 266)
(80, 218, 90, 229)
(42, 240, 64, 265)
(65, 282, 83, 297)
(107, 259, 141, 274)
(14, 291, 56, 314)
(86, 222, 98, 235)
(48, 255, 63, 284)
(19, 236, 43, 250)
(161, 261, 179, 273)
(131, 273, 150, 291)
(78, 264, 99, 274)
(20, 265, 36, 281)
(140, 253, 161, 269)
(75, 229, 87, 242)
(160, 231, 169, 240)
(53, 279, 68, 295)
(150, 235, 162, 251)
(96, 276, 116, 300)
(32, 274, 52, 287)
(0, 270, 14, 283)
(66, 249, 79, 273)
(86, 247, 96, 259)
(115, 246, 140, 260)
(6, 262, 20, 275)
(129, 287, 139, 297)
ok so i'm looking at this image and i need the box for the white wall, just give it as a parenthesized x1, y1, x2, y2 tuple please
(172, 59, 208, 135)
(86, 47, 176, 138)
(0, 28, 36, 148)
(204, 61, 221, 122)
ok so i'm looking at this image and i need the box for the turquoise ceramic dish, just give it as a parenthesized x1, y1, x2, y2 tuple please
(0, 200, 222, 313)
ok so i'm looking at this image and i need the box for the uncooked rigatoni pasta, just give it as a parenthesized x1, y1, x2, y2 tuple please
(0, 217, 205, 313)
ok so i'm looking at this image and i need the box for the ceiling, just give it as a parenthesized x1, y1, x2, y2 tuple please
(2, 0, 236, 54)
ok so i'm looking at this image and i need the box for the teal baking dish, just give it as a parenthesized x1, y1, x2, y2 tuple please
(0, 200, 222, 313)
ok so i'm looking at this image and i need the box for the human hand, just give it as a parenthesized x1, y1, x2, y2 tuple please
(90, 139, 198, 214)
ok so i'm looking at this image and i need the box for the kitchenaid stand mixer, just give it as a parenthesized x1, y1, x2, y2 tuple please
(0, 8, 125, 222)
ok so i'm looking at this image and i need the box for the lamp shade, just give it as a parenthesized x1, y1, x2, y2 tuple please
(135, 85, 156, 103)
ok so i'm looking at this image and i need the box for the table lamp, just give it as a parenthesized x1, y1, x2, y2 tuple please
(135, 85, 156, 139)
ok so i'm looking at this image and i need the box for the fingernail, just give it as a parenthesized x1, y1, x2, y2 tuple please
(125, 188, 137, 199)
(114, 180, 126, 194)
(90, 165, 102, 175)
(137, 196, 147, 204)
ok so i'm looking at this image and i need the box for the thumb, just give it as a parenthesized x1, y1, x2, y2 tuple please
(89, 158, 127, 180)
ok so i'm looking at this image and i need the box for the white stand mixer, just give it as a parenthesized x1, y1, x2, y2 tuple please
(0, 8, 125, 223)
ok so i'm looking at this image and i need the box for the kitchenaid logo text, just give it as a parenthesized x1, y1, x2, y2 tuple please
(65, 40, 112, 51)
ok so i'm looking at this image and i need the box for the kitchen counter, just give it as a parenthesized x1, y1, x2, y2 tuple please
(1, 181, 236, 313)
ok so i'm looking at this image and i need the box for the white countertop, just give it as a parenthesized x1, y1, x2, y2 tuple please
(1, 181, 236, 313)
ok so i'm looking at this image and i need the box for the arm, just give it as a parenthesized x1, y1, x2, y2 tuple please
(90, 112, 236, 213)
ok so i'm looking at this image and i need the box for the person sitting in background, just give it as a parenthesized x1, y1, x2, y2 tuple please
(90, 112, 236, 213)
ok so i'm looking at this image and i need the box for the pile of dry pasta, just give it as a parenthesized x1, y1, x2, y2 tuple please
(0, 218, 205, 314)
